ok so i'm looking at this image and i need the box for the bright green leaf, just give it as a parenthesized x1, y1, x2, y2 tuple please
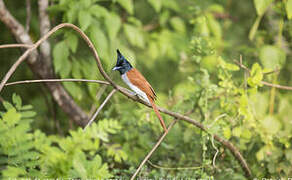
(105, 13, 121, 41)
(65, 32, 78, 53)
(287, 0, 292, 19)
(90, 5, 108, 18)
(254, 0, 273, 16)
(261, 116, 281, 135)
(259, 45, 286, 69)
(53, 41, 70, 76)
(89, 26, 109, 59)
(247, 63, 263, 87)
(63, 82, 83, 100)
(117, 0, 134, 15)
(12, 93, 22, 109)
(2, 108, 21, 127)
(170, 17, 186, 33)
(148, 0, 162, 12)
(3, 101, 14, 110)
(78, 10, 92, 31)
(124, 24, 145, 48)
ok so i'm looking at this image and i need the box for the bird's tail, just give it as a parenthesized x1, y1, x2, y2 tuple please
(148, 97, 167, 132)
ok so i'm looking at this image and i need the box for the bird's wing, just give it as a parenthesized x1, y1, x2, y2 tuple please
(126, 68, 157, 101)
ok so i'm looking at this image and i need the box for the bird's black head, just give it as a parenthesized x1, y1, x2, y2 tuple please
(112, 49, 133, 75)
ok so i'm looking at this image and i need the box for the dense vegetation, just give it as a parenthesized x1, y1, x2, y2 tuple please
(0, 0, 291, 179)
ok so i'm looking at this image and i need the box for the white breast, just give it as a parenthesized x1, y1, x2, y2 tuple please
(121, 74, 150, 104)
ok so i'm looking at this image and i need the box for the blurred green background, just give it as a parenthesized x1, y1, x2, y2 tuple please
(0, 0, 292, 179)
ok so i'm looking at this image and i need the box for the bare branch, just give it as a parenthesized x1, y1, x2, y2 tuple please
(131, 119, 178, 180)
(0, 44, 32, 49)
(84, 89, 117, 130)
(5, 79, 110, 86)
(261, 81, 292, 90)
(25, 0, 31, 32)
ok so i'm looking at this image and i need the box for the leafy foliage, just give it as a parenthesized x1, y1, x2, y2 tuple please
(0, 0, 292, 179)
(0, 94, 125, 179)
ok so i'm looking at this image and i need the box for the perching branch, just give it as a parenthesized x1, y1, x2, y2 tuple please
(131, 119, 178, 180)
(0, 22, 252, 178)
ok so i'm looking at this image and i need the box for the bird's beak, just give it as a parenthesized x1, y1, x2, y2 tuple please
(112, 66, 121, 71)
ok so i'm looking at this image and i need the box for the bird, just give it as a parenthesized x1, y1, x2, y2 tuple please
(112, 49, 167, 132)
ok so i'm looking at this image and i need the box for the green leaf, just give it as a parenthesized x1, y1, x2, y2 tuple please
(3, 101, 14, 110)
(148, 0, 162, 12)
(105, 13, 121, 41)
(223, 127, 231, 139)
(247, 63, 263, 87)
(72, 59, 82, 78)
(81, 0, 91, 8)
(72, 151, 87, 179)
(170, 17, 186, 33)
(287, 0, 292, 19)
(63, 82, 83, 100)
(12, 93, 22, 109)
(117, 0, 134, 15)
(65, 32, 78, 53)
(259, 45, 286, 69)
(253, 0, 273, 16)
(2, 108, 21, 127)
(21, 111, 37, 118)
(232, 127, 242, 137)
(53, 41, 71, 77)
(206, 14, 222, 40)
(261, 116, 281, 135)
(89, 5, 108, 18)
(89, 26, 109, 59)
(124, 24, 145, 48)
(78, 10, 92, 31)
(2, 166, 27, 178)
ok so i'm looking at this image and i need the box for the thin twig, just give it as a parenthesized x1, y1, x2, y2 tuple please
(25, 0, 31, 32)
(131, 119, 178, 180)
(83, 89, 117, 131)
(261, 81, 292, 90)
(147, 160, 205, 170)
(0, 44, 32, 49)
(4, 79, 110, 86)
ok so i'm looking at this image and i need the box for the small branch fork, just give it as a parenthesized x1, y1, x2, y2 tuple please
(233, 58, 292, 90)
(8, 23, 292, 178)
